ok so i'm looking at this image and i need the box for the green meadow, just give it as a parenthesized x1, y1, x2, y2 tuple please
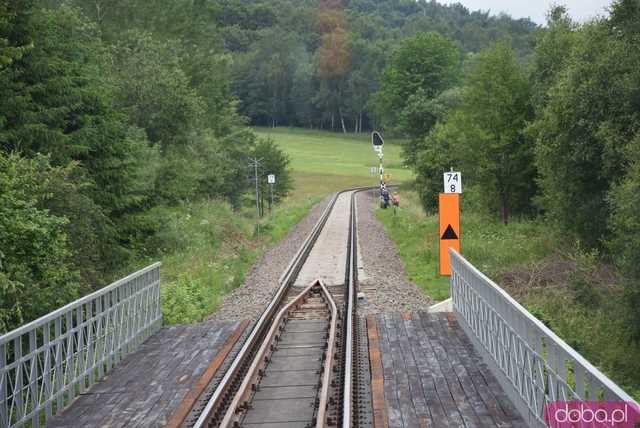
(254, 127, 412, 200)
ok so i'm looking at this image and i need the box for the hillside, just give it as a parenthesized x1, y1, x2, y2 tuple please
(218, 0, 538, 129)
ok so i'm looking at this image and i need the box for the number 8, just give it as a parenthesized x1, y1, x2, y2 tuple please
(450, 185, 456, 192)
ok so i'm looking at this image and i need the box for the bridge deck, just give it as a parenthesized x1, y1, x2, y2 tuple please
(48, 312, 526, 428)
(48, 320, 243, 428)
(367, 312, 526, 428)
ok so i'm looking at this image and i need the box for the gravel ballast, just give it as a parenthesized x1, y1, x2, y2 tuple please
(211, 188, 434, 321)
(294, 191, 352, 287)
(209, 196, 332, 321)
(356, 188, 435, 315)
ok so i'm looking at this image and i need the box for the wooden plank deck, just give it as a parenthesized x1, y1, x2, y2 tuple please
(49, 320, 243, 428)
(368, 312, 526, 428)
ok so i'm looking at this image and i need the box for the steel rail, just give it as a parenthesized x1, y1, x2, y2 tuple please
(315, 280, 340, 427)
(191, 187, 373, 428)
(218, 279, 337, 427)
(191, 193, 339, 428)
(341, 190, 358, 428)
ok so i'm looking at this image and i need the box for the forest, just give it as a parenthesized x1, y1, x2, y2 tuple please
(374, 0, 640, 389)
(393, 0, 640, 347)
(0, 0, 539, 333)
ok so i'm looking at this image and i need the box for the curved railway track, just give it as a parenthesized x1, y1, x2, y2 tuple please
(189, 188, 369, 428)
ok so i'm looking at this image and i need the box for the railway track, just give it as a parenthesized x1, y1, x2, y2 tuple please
(187, 188, 368, 428)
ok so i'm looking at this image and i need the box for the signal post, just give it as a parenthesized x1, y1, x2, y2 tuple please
(372, 131, 384, 188)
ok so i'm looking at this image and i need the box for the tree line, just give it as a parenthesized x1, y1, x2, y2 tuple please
(220, 0, 537, 131)
(381, 1, 640, 341)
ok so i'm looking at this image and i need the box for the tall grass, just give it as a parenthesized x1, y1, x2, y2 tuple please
(152, 197, 319, 324)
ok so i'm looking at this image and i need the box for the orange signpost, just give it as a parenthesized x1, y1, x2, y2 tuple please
(439, 193, 460, 276)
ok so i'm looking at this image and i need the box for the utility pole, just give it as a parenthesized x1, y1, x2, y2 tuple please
(248, 157, 263, 226)
(270, 183, 274, 212)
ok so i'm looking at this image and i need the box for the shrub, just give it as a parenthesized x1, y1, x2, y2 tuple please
(0, 153, 85, 333)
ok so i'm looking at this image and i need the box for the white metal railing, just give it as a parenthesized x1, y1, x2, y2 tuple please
(0, 263, 162, 428)
(450, 250, 639, 427)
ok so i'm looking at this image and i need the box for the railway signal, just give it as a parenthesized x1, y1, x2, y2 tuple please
(372, 131, 385, 187)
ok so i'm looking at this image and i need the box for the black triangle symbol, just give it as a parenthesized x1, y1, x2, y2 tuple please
(441, 224, 458, 240)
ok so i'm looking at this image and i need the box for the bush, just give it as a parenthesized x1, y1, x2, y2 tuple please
(253, 138, 292, 214)
(568, 248, 600, 308)
(0, 153, 85, 333)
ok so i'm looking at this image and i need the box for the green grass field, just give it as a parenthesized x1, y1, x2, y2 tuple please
(254, 127, 413, 200)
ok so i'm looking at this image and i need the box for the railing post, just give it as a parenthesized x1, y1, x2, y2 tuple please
(28, 329, 39, 427)
(86, 300, 95, 388)
(106, 290, 115, 371)
(43, 321, 52, 419)
(77, 304, 86, 394)
(95, 295, 104, 380)
(0, 341, 8, 427)
(65, 311, 75, 404)
(13, 336, 23, 423)
(54, 317, 63, 412)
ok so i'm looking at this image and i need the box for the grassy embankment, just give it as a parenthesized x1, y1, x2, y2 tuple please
(375, 191, 554, 300)
(154, 197, 319, 324)
(376, 190, 640, 399)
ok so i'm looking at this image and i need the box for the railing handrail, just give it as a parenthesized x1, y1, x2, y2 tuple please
(449, 250, 637, 404)
(0, 262, 161, 344)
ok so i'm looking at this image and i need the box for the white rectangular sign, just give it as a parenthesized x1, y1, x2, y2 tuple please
(267, 174, 276, 184)
(444, 171, 462, 194)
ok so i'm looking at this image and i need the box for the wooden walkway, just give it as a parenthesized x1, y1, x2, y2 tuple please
(367, 312, 526, 428)
(49, 320, 243, 428)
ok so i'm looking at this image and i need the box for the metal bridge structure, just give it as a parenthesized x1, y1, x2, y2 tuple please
(0, 264, 162, 427)
(450, 250, 639, 427)
(1, 190, 638, 428)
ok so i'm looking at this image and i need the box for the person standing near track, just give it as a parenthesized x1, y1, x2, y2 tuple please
(391, 192, 400, 214)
